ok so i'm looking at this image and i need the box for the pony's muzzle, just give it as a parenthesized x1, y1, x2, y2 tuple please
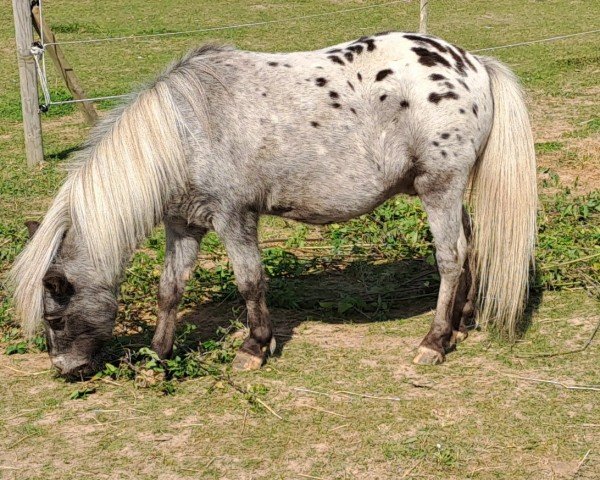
(50, 354, 91, 377)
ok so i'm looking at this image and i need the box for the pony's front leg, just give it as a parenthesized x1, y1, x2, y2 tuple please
(151, 221, 205, 359)
(414, 187, 468, 365)
(213, 211, 274, 371)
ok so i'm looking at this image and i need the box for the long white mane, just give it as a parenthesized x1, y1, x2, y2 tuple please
(8, 46, 221, 336)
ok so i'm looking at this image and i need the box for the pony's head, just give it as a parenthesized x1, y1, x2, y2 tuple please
(20, 222, 119, 378)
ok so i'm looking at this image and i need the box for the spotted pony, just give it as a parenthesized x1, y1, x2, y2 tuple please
(10, 32, 536, 376)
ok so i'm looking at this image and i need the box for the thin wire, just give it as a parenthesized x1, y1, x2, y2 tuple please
(471, 28, 600, 52)
(49, 94, 129, 105)
(43, 1, 406, 47)
(38, 0, 48, 88)
(43, 28, 600, 107)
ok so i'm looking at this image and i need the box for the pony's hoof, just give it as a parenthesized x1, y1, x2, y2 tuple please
(451, 330, 468, 345)
(413, 346, 444, 365)
(232, 350, 264, 371)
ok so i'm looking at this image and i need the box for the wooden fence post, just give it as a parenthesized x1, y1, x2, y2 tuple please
(31, 4, 98, 125)
(419, 0, 429, 34)
(12, 0, 43, 166)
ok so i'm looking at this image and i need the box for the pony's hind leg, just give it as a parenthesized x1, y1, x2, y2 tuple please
(213, 210, 274, 371)
(449, 207, 477, 346)
(151, 220, 206, 359)
(413, 178, 469, 365)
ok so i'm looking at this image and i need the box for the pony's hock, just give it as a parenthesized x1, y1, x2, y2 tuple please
(10, 32, 536, 376)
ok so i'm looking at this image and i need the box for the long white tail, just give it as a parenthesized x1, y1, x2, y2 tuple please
(470, 57, 537, 339)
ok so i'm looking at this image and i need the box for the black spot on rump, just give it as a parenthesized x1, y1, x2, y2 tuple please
(357, 72, 362, 82)
(441, 133, 450, 139)
(267, 61, 278, 67)
(315, 77, 328, 87)
(310, 121, 320, 128)
(459, 108, 465, 114)
(444, 81, 455, 89)
(328, 55, 345, 66)
(404, 34, 448, 53)
(375, 69, 394, 81)
(472, 103, 479, 117)
(283, 63, 292, 68)
(441, 150, 447, 157)
(429, 73, 447, 81)
(380, 94, 387, 101)
(432, 141, 439, 147)
(456, 46, 477, 71)
(400, 100, 410, 109)
(412, 47, 451, 68)
(350, 107, 357, 114)
(329, 91, 339, 99)
(344, 52, 354, 62)
(327, 48, 342, 54)
(262, 92, 267, 97)
(428, 91, 459, 104)
(447, 46, 467, 76)
(347, 80, 355, 91)
(353, 36, 376, 51)
(331, 102, 341, 109)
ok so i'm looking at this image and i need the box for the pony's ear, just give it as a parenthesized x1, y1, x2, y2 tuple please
(24, 221, 40, 238)
(43, 268, 74, 298)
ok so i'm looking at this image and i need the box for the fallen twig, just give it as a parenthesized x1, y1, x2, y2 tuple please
(2, 365, 53, 377)
(293, 386, 401, 402)
(335, 390, 402, 401)
(297, 473, 326, 480)
(541, 252, 600, 269)
(573, 449, 591, 478)
(515, 316, 600, 359)
(401, 459, 423, 479)
(302, 404, 347, 418)
(507, 374, 600, 392)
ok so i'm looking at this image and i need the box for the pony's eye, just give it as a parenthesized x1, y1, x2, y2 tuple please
(45, 316, 65, 330)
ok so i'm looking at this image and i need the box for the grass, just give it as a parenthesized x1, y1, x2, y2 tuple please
(1, 1, 599, 479)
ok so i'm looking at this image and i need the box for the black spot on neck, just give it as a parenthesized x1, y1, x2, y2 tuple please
(357, 72, 363, 82)
(329, 91, 339, 99)
(441, 133, 450, 139)
(444, 81, 455, 89)
(441, 150, 447, 157)
(459, 108, 465, 114)
(347, 80, 355, 91)
(428, 91, 459, 104)
(347, 44, 363, 54)
(310, 121, 320, 128)
(432, 141, 440, 147)
(457, 79, 470, 91)
(429, 73, 447, 81)
(267, 61, 278, 67)
(400, 100, 410, 109)
(472, 103, 479, 117)
(331, 102, 341, 109)
(327, 48, 342, 54)
(315, 77, 328, 87)
(344, 52, 354, 62)
(375, 69, 394, 81)
(350, 107, 357, 114)
(380, 94, 387, 101)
